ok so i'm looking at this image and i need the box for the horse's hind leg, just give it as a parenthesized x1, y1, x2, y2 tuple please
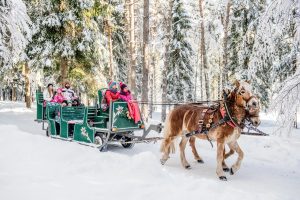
(179, 136, 191, 169)
(189, 136, 204, 163)
(228, 141, 244, 175)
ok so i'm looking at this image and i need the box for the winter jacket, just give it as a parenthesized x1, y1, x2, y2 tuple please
(43, 89, 54, 101)
(62, 88, 76, 101)
(120, 91, 132, 102)
(105, 90, 120, 105)
(119, 90, 140, 123)
(51, 94, 65, 104)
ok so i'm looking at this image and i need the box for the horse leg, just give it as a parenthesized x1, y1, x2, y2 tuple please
(225, 147, 235, 159)
(216, 140, 227, 181)
(179, 136, 191, 169)
(222, 145, 235, 172)
(222, 147, 230, 172)
(189, 136, 204, 163)
(228, 141, 244, 175)
(160, 136, 175, 165)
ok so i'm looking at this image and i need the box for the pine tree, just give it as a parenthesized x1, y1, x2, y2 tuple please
(167, 0, 194, 102)
(26, 0, 104, 83)
(111, 1, 128, 82)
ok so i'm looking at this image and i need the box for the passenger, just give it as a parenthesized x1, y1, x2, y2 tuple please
(72, 99, 80, 107)
(51, 88, 65, 104)
(62, 81, 77, 101)
(43, 83, 54, 101)
(43, 83, 54, 105)
(119, 82, 141, 124)
(43, 83, 55, 119)
(105, 81, 120, 105)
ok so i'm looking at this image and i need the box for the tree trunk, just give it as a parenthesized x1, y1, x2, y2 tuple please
(24, 62, 31, 108)
(161, 0, 174, 122)
(141, 0, 150, 121)
(60, 56, 68, 86)
(12, 86, 16, 101)
(222, 0, 231, 87)
(127, 0, 137, 95)
(199, 0, 210, 100)
(106, 20, 114, 79)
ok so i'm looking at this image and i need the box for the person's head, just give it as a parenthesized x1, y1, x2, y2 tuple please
(64, 81, 71, 89)
(62, 100, 68, 107)
(47, 83, 53, 90)
(108, 81, 118, 92)
(72, 99, 79, 106)
(47, 83, 54, 93)
(120, 82, 129, 92)
(57, 88, 63, 94)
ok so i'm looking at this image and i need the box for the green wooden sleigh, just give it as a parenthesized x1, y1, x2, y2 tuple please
(35, 89, 163, 151)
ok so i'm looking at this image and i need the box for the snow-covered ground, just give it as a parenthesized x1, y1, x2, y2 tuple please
(0, 101, 299, 200)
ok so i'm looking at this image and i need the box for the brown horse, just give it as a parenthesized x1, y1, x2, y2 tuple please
(160, 81, 254, 181)
(188, 95, 261, 173)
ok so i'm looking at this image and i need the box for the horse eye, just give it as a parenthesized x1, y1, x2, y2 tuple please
(240, 90, 245, 94)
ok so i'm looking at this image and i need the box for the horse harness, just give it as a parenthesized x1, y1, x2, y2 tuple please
(185, 91, 245, 147)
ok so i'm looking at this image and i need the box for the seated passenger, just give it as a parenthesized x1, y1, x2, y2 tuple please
(119, 82, 141, 124)
(105, 81, 120, 105)
(72, 99, 80, 107)
(51, 88, 65, 104)
(62, 81, 78, 101)
(43, 83, 55, 119)
(43, 83, 54, 105)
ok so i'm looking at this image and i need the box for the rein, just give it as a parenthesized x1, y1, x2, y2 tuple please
(222, 90, 244, 129)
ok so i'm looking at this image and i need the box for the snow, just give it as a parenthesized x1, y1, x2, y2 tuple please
(0, 101, 300, 200)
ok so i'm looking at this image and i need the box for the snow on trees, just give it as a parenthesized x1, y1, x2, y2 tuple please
(0, 0, 32, 69)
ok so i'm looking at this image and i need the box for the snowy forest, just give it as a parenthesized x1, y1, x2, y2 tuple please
(0, 0, 299, 132)
(1, 0, 300, 198)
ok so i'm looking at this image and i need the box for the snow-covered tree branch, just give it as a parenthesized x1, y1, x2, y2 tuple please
(0, 0, 32, 69)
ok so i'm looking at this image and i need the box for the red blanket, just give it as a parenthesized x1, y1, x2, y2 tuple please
(127, 101, 141, 124)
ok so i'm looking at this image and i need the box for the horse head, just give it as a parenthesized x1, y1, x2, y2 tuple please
(226, 80, 253, 108)
(246, 96, 261, 127)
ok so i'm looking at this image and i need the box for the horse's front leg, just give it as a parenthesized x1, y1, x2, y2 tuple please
(160, 136, 174, 165)
(228, 141, 244, 175)
(216, 140, 227, 181)
(179, 136, 191, 169)
(189, 136, 204, 163)
(222, 145, 235, 172)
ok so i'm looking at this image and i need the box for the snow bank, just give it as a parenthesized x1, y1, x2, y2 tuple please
(0, 101, 299, 200)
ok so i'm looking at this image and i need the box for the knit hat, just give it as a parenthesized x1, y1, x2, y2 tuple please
(119, 82, 127, 90)
(108, 81, 117, 89)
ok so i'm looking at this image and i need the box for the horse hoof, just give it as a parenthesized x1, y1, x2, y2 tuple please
(219, 176, 227, 181)
(230, 168, 234, 175)
(197, 159, 204, 163)
(185, 165, 191, 169)
(223, 167, 230, 172)
(160, 159, 166, 165)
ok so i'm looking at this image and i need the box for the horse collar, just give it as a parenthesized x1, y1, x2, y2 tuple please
(220, 107, 236, 128)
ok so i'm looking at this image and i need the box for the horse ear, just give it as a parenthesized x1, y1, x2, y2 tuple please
(234, 80, 240, 88)
(245, 80, 251, 84)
